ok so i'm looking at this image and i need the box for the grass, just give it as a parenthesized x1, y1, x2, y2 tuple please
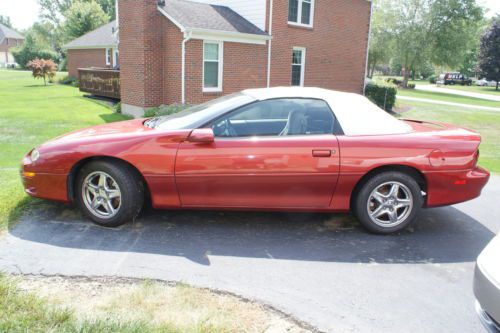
(398, 101, 500, 172)
(0, 274, 302, 333)
(397, 89, 500, 108)
(0, 69, 129, 231)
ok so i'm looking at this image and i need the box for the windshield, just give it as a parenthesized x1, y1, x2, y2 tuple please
(148, 93, 255, 130)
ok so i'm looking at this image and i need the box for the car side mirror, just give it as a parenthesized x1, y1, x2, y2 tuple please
(188, 128, 215, 143)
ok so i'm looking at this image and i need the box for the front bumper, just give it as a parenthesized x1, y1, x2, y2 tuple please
(474, 259, 500, 333)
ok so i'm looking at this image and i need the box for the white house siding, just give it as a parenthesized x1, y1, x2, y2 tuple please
(190, 0, 267, 31)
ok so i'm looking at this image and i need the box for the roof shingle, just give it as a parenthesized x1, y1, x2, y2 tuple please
(0, 23, 24, 40)
(64, 21, 117, 49)
(160, 0, 268, 36)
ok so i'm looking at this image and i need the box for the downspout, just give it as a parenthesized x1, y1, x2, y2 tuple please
(266, 0, 274, 88)
(181, 32, 191, 105)
(363, 0, 373, 95)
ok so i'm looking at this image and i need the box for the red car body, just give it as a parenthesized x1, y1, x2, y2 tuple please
(21, 117, 489, 213)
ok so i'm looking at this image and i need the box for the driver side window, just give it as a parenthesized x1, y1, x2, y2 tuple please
(211, 98, 335, 137)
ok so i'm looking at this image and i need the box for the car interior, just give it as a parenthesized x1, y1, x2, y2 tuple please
(211, 98, 336, 137)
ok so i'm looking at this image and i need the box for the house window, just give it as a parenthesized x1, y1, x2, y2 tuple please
(203, 41, 223, 92)
(105, 48, 112, 66)
(112, 48, 119, 67)
(291, 47, 306, 86)
(288, 0, 314, 27)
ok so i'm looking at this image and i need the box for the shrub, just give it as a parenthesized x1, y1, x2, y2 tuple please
(144, 104, 191, 117)
(428, 75, 437, 84)
(365, 82, 397, 112)
(58, 75, 79, 87)
(26, 58, 58, 86)
(113, 102, 122, 114)
(11, 40, 59, 69)
(406, 83, 416, 89)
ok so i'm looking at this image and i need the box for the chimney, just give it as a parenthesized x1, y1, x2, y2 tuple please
(118, 0, 164, 117)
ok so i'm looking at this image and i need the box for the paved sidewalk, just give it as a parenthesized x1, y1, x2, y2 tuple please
(416, 85, 500, 102)
(398, 95, 500, 112)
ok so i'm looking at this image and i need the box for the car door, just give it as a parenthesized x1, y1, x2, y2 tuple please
(174, 98, 341, 209)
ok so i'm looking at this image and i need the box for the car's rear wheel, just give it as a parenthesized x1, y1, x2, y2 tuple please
(353, 171, 423, 234)
(76, 161, 144, 227)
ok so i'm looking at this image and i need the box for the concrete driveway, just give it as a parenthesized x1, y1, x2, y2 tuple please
(0, 176, 498, 333)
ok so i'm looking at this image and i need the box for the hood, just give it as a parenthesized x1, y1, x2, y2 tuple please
(40, 119, 152, 149)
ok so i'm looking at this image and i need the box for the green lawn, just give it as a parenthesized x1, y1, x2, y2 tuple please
(399, 101, 500, 172)
(0, 69, 129, 231)
(397, 89, 500, 108)
(438, 84, 500, 96)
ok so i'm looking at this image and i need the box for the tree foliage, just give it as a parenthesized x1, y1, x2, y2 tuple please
(0, 15, 13, 28)
(477, 17, 500, 90)
(62, 1, 109, 42)
(38, 0, 115, 26)
(26, 58, 58, 86)
(367, 1, 394, 78)
(370, 0, 484, 86)
(11, 34, 59, 68)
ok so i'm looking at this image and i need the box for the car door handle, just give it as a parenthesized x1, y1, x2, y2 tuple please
(312, 149, 333, 157)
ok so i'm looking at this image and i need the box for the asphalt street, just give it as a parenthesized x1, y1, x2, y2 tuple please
(0, 176, 498, 333)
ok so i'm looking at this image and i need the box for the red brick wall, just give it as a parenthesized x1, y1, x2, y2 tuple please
(118, 0, 164, 108)
(269, 0, 371, 94)
(67, 49, 108, 78)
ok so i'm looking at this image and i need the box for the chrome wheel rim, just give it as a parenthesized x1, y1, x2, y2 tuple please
(82, 171, 122, 219)
(367, 181, 413, 228)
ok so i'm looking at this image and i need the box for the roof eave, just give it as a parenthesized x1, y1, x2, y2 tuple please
(63, 44, 117, 50)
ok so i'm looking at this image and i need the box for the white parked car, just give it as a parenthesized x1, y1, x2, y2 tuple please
(476, 78, 497, 87)
(474, 232, 500, 332)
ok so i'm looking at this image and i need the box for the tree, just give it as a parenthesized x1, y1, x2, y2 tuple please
(0, 15, 13, 28)
(26, 58, 58, 86)
(38, 0, 115, 25)
(11, 34, 59, 68)
(62, 1, 109, 41)
(367, 1, 394, 78)
(378, 0, 484, 87)
(477, 18, 500, 90)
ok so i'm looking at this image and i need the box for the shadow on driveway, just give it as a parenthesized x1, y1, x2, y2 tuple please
(8, 202, 495, 266)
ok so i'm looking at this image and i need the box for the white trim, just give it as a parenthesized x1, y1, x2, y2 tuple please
(267, 0, 274, 87)
(64, 45, 117, 50)
(181, 32, 192, 104)
(288, 0, 315, 28)
(202, 41, 223, 93)
(189, 29, 270, 45)
(292, 47, 306, 87)
(105, 48, 112, 65)
(363, 1, 373, 94)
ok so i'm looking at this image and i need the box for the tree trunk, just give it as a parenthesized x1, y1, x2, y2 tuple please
(43, 75, 46, 86)
(497, 80, 499, 91)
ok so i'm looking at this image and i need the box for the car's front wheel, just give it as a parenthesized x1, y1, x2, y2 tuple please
(353, 171, 423, 234)
(76, 160, 144, 227)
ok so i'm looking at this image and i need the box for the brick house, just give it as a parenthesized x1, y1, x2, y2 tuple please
(123, 0, 372, 116)
(0, 24, 24, 67)
(63, 21, 119, 78)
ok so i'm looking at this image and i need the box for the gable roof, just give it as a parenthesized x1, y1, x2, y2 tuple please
(63, 21, 117, 50)
(158, 0, 269, 36)
(0, 23, 24, 40)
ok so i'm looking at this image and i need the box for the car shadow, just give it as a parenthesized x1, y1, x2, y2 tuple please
(7, 201, 495, 266)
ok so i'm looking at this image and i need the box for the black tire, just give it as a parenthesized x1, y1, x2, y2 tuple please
(353, 171, 423, 234)
(75, 160, 144, 227)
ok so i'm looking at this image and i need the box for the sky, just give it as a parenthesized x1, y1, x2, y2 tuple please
(1, 0, 500, 31)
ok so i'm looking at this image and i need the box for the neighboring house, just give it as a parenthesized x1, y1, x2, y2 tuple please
(0, 23, 24, 67)
(63, 21, 119, 78)
(117, 0, 372, 116)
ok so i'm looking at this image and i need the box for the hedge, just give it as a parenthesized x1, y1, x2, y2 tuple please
(365, 82, 397, 112)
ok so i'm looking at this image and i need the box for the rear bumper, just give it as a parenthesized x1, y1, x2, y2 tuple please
(425, 166, 490, 207)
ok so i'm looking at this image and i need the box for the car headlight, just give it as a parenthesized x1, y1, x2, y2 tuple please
(31, 149, 40, 162)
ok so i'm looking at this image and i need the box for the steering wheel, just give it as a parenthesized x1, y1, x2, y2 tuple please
(213, 119, 237, 137)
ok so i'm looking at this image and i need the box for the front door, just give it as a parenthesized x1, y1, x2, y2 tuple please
(175, 98, 341, 209)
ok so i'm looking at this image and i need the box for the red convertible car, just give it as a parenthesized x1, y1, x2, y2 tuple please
(21, 87, 490, 234)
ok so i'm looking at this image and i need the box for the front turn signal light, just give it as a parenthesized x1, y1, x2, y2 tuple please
(22, 171, 36, 178)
